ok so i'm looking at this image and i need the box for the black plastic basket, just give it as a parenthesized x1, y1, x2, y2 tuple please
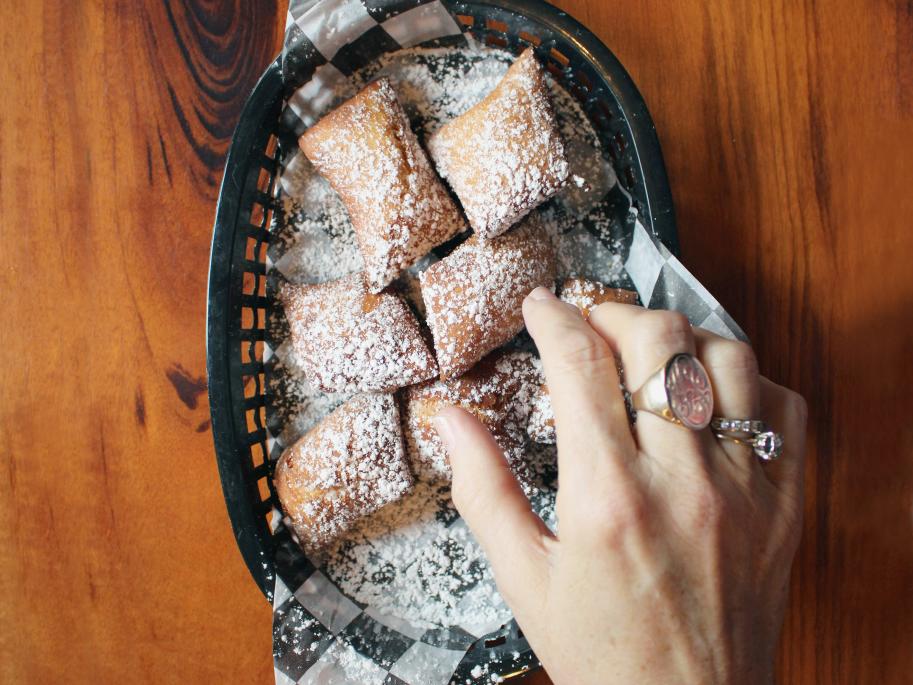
(207, 0, 678, 678)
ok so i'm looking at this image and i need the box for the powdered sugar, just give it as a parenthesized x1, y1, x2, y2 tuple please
(321, 482, 511, 632)
(559, 276, 639, 318)
(527, 383, 556, 445)
(316, 355, 551, 631)
(273, 159, 363, 285)
(273, 39, 630, 293)
(375, 51, 510, 139)
(403, 350, 541, 481)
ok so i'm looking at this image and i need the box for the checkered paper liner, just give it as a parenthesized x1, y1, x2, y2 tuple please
(269, 2, 747, 684)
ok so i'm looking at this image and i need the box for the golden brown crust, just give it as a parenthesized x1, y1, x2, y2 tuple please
(274, 393, 414, 553)
(428, 49, 568, 239)
(299, 79, 465, 292)
(280, 273, 438, 393)
(420, 215, 556, 379)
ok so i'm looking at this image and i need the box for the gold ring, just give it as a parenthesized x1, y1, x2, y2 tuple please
(630, 353, 714, 430)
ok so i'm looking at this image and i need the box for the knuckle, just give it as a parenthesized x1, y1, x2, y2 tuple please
(553, 327, 614, 373)
(638, 311, 692, 348)
(585, 489, 649, 545)
(712, 340, 759, 376)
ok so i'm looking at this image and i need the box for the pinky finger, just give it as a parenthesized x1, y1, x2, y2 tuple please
(759, 376, 808, 506)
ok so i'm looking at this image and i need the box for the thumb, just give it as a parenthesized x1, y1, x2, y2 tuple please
(434, 406, 554, 616)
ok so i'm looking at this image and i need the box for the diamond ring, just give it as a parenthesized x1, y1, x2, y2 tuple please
(712, 417, 784, 461)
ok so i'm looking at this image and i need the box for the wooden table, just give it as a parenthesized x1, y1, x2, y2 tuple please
(1, 1, 910, 682)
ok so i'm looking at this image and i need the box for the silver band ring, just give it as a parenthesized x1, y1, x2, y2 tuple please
(710, 417, 766, 435)
(713, 418, 784, 462)
(630, 353, 714, 430)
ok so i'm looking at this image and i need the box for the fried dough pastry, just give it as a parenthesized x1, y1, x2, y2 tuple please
(402, 350, 541, 481)
(274, 393, 414, 552)
(559, 277, 639, 318)
(280, 273, 437, 393)
(420, 216, 556, 379)
(428, 49, 568, 239)
(300, 78, 464, 291)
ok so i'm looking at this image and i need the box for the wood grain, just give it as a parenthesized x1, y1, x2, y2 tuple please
(1, 1, 910, 683)
(0, 1, 282, 683)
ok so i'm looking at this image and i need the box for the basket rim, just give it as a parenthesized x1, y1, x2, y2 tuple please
(207, 0, 679, 604)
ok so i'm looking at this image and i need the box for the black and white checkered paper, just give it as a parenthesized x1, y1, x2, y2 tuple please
(269, 2, 746, 683)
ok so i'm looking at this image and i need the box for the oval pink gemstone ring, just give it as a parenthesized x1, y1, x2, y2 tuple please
(630, 353, 714, 430)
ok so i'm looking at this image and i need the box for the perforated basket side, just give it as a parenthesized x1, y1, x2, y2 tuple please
(207, 59, 284, 601)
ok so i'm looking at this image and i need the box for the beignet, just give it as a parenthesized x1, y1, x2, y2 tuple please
(403, 350, 541, 481)
(559, 277, 638, 318)
(274, 393, 414, 553)
(420, 216, 556, 379)
(299, 78, 464, 292)
(280, 273, 438, 393)
(427, 48, 568, 239)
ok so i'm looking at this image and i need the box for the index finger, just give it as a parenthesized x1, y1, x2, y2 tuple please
(522, 287, 636, 490)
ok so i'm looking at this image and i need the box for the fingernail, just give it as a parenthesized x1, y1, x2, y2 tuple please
(432, 413, 456, 446)
(527, 286, 556, 302)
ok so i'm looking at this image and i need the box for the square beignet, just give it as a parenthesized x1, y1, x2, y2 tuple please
(420, 216, 556, 379)
(280, 273, 438, 393)
(559, 277, 639, 318)
(274, 393, 413, 553)
(403, 350, 541, 481)
(427, 48, 569, 239)
(299, 78, 465, 292)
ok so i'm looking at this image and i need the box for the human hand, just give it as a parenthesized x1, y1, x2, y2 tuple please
(433, 287, 807, 685)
